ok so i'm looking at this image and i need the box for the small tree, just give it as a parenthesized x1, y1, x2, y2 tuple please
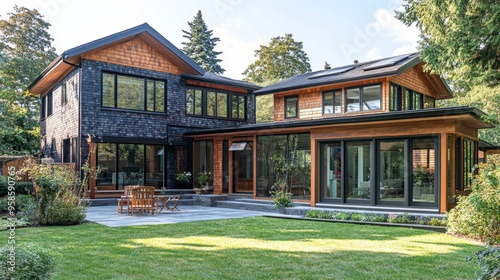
(182, 10, 225, 74)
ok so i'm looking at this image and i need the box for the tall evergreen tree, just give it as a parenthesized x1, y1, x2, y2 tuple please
(182, 10, 225, 75)
(0, 5, 57, 156)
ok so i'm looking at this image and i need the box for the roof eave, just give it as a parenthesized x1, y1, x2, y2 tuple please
(182, 74, 261, 91)
(185, 106, 492, 136)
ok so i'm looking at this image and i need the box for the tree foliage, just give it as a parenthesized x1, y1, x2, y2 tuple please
(182, 10, 225, 75)
(396, 0, 500, 88)
(242, 34, 311, 83)
(0, 5, 57, 156)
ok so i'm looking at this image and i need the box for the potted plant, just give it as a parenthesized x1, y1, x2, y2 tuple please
(197, 172, 212, 194)
(175, 171, 191, 188)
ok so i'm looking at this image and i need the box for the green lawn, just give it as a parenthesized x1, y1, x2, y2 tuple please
(1, 217, 484, 279)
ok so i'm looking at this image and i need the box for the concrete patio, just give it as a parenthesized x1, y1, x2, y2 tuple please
(86, 205, 278, 227)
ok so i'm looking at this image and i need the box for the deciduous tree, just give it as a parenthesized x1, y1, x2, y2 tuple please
(242, 34, 311, 83)
(0, 5, 57, 156)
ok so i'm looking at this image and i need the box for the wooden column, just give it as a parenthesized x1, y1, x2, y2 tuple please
(439, 133, 448, 213)
(85, 137, 97, 199)
(310, 136, 316, 207)
(213, 138, 223, 195)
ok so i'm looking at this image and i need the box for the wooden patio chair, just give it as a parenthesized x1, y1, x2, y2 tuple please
(117, 185, 137, 214)
(128, 186, 158, 215)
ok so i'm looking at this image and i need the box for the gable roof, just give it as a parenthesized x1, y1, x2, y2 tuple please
(29, 23, 205, 95)
(254, 53, 452, 97)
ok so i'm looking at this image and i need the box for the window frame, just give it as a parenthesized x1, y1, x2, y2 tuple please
(323, 90, 342, 115)
(185, 86, 247, 120)
(284, 95, 299, 119)
(47, 91, 53, 117)
(101, 72, 166, 113)
(344, 83, 382, 113)
(41, 95, 47, 120)
(61, 82, 67, 105)
(389, 83, 403, 111)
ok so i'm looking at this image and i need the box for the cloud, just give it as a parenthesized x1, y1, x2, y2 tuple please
(213, 16, 266, 79)
(365, 48, 382, 61)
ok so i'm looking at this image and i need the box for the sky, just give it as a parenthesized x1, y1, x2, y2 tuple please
(0, 0, 420, 80)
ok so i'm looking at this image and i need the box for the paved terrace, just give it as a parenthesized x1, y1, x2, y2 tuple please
(86, 205, 280, 227)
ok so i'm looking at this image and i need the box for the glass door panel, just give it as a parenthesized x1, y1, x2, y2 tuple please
(322, 142, 342, 199)
(346, 141, 371, 200)
(379, 141, 405, 202)
(412, 138, 436, 203)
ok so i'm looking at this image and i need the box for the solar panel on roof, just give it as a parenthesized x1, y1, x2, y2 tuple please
(364, 54, 411, 71)
(308, 66, 355, 79)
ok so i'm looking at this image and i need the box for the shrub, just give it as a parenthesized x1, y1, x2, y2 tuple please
(351, 212, 363, 221)
(387, 214, 399, 223)
(270, 180, 293, 210)
(332, 211, 350, 220)
(305, 210, 320, 218)
(467, 247, 500, 280)
(0, 243, 55, 279)
(22, 160, 90, 226)
(0, 181, 34, 197)
(429, 217, 442, 226)
(447, 157, 500, 245)
(317, 211, 332, 219)
(372, 214, 387, 222)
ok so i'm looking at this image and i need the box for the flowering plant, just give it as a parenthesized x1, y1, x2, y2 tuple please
(197, 172, 212, 186)
(175, 171, 192, 183)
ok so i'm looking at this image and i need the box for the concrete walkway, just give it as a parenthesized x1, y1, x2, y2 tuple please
(86, 205, 274, 227)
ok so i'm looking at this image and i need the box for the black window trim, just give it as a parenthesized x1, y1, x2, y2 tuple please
(61, 82, 67, 105)
(101, 71, 167, 113)
(344, 83, 382, 113)
(322, 89, 343, 115)
(389, 83, 403, 111)
(185, 86, 247, 121)
(284, 95, 299, 119)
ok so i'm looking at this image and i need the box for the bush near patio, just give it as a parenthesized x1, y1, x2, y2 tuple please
(21, 160, 90, 226)
(447, 156, 500, 245)
(0, 243, 55, 280)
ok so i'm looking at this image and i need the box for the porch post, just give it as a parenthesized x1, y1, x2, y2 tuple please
(85, 136, 97, 199)
(213, 138, 223, 195)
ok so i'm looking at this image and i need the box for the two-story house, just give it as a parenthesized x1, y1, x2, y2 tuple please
(186, 53, 493, 214)
(28, 23, 260, 198)
(30, 23, 493, 214)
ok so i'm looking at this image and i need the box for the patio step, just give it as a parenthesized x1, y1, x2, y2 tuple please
(215, 200, 278, 213)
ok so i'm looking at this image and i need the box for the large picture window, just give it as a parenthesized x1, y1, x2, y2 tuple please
(96, 143, 166, 190)
(345, 84, 381, 112)
(101, 72, 165, 112)
(186, 87, 246, 120)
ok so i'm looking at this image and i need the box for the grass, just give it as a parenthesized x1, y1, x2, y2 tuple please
(0, 217, 484, 279)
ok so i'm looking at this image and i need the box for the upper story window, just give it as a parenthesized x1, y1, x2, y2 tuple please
(47, 91, 53, 116)
(207, 91, 228, 118)
(61, 83, 67, 105)
(323, 90, 342, 114)
(424, 95, 435, 108)
(231, 95, 245, 119)
(41, 95, 47, 120)
(391, 84, 435, 111)
(102, 72, 165, 112)
(389, 84, 402, 111)
(285, 96, 298, 118)
(185, 87, 246, 120)
(404, 89, 424, 111)
(345, 84, 381, 112)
